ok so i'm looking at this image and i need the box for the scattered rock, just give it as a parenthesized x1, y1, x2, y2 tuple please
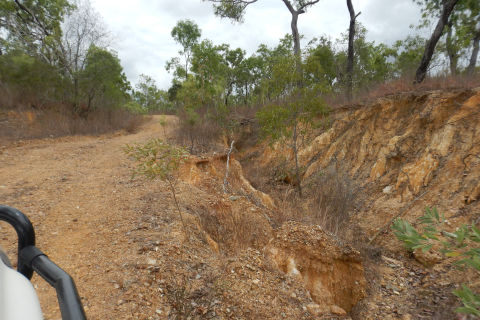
(413, 249, 442, 267)
(330, 305, 347, 315)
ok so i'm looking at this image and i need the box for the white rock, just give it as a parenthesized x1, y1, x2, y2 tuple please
(383, 185, 393, 194)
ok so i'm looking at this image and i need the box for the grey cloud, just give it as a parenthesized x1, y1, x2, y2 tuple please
(91, 0, 425, 89)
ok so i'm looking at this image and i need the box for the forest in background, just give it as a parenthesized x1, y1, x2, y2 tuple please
(0, 0, 479, 141)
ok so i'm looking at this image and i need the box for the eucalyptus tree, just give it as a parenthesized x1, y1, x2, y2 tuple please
(77, 45, 130, 115)
(415, 0, 480, 76)
(461, 0, 480, 75)
(414, 0, 460, 83)
(223, 46, 246, 106)
(204, 0, 320, 59)
(467, 29, 480, 75)
(134, 74, 169, 112)
(0, 0, 73, 62)
(257, 53, 327, 196)
(168, 19, 201, 80)
(346, 0, 360, 101)
(59, 0, 111, 113)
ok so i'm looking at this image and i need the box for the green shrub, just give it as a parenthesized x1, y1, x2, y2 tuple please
(392, 207, 480, 316)
(124, 139, 189, 230)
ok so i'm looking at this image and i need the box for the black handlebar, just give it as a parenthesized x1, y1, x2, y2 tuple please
(0, 205, 87, 320)
(0, 205, 35, 278)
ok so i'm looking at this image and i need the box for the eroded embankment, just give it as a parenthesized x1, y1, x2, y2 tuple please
(252, 88, 480, 247)
(177, 154, 367, 317)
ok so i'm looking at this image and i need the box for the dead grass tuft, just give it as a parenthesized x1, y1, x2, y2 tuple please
(197, 204, 271, 253)
(271, 165, 359, 237)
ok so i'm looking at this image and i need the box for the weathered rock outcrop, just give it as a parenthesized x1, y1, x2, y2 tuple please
(255, 88, 480, 245)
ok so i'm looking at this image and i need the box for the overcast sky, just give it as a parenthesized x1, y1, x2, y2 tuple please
(89, 0, 425, 90)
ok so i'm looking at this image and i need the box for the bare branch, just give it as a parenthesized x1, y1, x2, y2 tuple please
(223, 140, 235, 194)
(297, 0, 320, 12)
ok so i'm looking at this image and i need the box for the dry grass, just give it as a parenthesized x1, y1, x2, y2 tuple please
(197, 204, 270, 253)
(0, 105, 145, 143)
(172, 113, 224, 155)
(328, 73, 480, 108)
(270, 165, 359, 237)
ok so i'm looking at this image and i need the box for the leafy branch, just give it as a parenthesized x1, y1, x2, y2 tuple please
(392, 207, 480, 316)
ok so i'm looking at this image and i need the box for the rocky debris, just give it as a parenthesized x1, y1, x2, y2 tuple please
(239, 88, 480, 319)
(413, 248, 443, 267)
(265, 222, 367, 316)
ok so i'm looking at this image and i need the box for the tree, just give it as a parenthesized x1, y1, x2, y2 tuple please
(0, 50, 64, 107)
(461, 0, 480, 75)
(223, 46, 245, 106)
(58, 0, 111, 113)
(414, 0, 460, 83)
(169, 19, 201, 80)
(0, 0, 73, 64)
(134, 74, 173, 113)
(467, 29, 480, 75)
(333, 25, 395, 92)
(189, 39, 228, 110)
(204, 0, 320, 59)
(393, 36, 432, 77)
(415, 0, 480, 76)
(257, 53, 328, 196)
(304, 37, 338, 89)
(77, 45, 130, 116)
(125, 139, 189, 233)
(346, 0, 360, 101)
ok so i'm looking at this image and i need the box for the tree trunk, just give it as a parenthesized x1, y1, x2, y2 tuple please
(446, 21, 458, 76)
(346, 0, 360, 102)
(467, 28, 480, 76)
(290, 11, 301, 57)
(282, 0, 303, 78)
(415, 0, 459, 84)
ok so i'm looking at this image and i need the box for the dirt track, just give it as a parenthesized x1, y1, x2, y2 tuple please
(0, 114, 322, 320)
(0, 116, 176, 319)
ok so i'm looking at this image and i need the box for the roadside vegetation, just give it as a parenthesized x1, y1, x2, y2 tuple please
(2, 0, 480, 317)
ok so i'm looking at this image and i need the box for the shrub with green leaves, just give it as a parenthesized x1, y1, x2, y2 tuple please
(124, 139, 188, 180)
(124, 139, 189, 230)
(392, 207, 480, 316)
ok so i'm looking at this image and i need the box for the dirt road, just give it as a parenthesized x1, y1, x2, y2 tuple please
(0, 116, 176, 319)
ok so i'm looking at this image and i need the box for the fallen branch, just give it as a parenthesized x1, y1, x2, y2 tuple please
(223, 140, 235, 194)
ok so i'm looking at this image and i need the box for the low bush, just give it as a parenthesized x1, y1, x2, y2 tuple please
(124, 139, 189, 232)
(393, 207, 480, 317)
